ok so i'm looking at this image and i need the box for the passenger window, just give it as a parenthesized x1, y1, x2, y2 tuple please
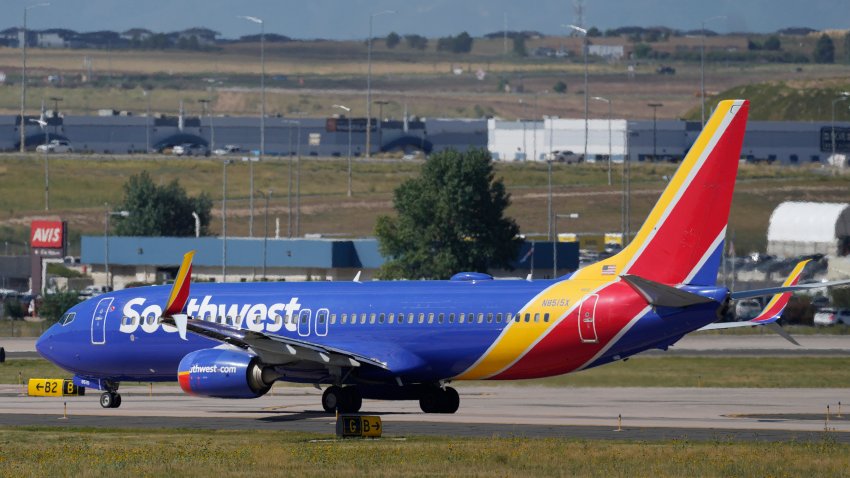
(408, 313, 414, 324)
(428, 313, 434, 324)
(369, 313, 376, 324)
(459, 313, 465, 324)
(506, 312, 512, 322)
(318, 312, 327, 324)
(496, 313, 503, 323)
(534, 313, 540, 323)
(301, 315, 307, 324)
(330, 314, 337, 325)
(515, 313, 521, 322)
(341, 314, 348, 324)
(418, 313, 425, 324)
(544, 313, 550, 323)
(379, 313, 385, 324)
(449, 313, 455, 323)
(388, 313, 395, 324)
(487, 313, 493, 323)
(273, 314, 283, 327)
(360, 313, 367, 324)
(477, 313, 484, 324)
(438, 313, 444, 324)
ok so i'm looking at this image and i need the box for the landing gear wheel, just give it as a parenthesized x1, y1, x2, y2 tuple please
(419, 387, 459, 414)
(339, 386, 362, 413)
(322, 386, 343, 413)
(99, 392, 121, 409)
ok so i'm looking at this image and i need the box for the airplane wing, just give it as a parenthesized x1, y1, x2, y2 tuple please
(697, 260, 814, 345)
(161, 316, 389, 370)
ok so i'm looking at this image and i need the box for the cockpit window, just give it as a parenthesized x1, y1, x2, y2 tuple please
(59, 312, 76, 326)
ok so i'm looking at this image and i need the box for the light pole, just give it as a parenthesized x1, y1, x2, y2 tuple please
(198, 98, 215, 153)
(567, 24, 589, 163)
(366, 9, 395, 159)
(553, 213, 579, 278)
(547, 158, 553, 241)
(257, 189, 272, 279)
(142, 90, 151, 153)
(333, 104, 353, 197)
(19, 2, 50, 153)
(700, 16, 726, 128)
(592, 96, 612, 186)
(29, 116, 49, 210)
(239, 14, 265, 236)
(104, 207, 129, 290)
(648, 103, 663, 161)
(831, 92, 850, 162)
(242, 156, 259, 237)
(222, 159, 232, 282)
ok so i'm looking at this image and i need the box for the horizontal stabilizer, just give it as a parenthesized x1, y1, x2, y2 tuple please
(698, 320, 800, 346)
(620, 274, 715, 308)
(730, 278, 850, 300)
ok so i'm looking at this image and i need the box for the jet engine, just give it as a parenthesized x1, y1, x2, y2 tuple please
(177, 348, 273, 399)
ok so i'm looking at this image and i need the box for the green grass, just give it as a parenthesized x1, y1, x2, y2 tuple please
(693, 81, 850, 121)
(1, 157, 847, 255)
(0, 428, 847, 477)
(4, 356, 850, 388)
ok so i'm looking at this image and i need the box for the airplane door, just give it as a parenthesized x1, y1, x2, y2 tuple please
(315, 308, 329, 336)
(578, 294, 599, 343)
(298, 309, 312, 337)
(91, 297, 114, 345)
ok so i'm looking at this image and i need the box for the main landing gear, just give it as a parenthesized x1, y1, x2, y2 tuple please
(322, 385, 362, 413)
(99, 391, 122, 408)
(419, 386, 459, 414)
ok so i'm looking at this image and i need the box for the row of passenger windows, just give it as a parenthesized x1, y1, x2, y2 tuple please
(122, 311, 552, 328)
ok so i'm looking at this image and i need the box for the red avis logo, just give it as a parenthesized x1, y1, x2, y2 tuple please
(30, 221, 64, 248)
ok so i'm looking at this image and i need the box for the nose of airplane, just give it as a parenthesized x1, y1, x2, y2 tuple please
(35, 325, 55, 361)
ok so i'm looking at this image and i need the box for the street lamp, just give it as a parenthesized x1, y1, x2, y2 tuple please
(239, 14, 265, 236)
(648, 103, 663, 161)
(831, 92, 850, 162)
(19, 2, 50, 153)
(29, 114, 49, 210)
(198, 98, 215, 153)
(553, 213, 579, 278)
(566, 24, 589, 163)
(333, 104, 353, 197)
(592, 96, 612, 186)
(366, 9, 395, 159)
(280, 119, 301, 237)
(242, 155, 259, 238)
(700, 16, 726, 128)
(257, 189, 272, 279)
(104, 207, 129, 290)
(142, 90, 151, 153)
(222, 159, 232, 282)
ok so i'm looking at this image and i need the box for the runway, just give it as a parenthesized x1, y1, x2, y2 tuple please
(2, 334, 848, 441)
(0, 383, 847, 442)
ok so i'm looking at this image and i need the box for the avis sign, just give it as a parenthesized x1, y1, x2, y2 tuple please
(31, 220, 66, 257)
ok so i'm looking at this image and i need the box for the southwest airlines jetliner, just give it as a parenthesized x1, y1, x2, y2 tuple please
(35, 100, 849, 413)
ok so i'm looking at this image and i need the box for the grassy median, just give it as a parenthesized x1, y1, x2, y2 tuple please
(0, 428, 847, 477)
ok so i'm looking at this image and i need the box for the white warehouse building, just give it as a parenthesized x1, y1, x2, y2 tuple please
(767, 202, 850, 258)
(487, 118, 628, 162)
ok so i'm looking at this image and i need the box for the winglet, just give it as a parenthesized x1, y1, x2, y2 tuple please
(164, 251, 195, 317)
(750, 259, 810, 324)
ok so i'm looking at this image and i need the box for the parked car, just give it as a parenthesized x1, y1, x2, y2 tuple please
(813, 308, 850, 326)
(548, 150, 583, 164)
(78, 285, 112, 300)
(213, 144, 242, 156)
(36, 139, 73, 153)
(173, 143, 209, 157)
(656, 65, 676, 75)
(734, 299, 762, 321)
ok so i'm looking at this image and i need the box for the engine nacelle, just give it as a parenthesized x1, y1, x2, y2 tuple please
(177, 348, 271, 399)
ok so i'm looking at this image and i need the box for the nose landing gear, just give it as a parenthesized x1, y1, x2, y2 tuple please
(99, 391, 122, 408)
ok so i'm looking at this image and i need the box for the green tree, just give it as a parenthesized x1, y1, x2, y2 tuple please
(512, 35, 527, 57)
(405, 34, 428, 50)
(40, 292, 82, 323)
(844, 32, 850, 63)
(553, 80, 568, 94)
(813, 33, 835, 63)
(763, 35, 781, 51)
(386, 32, 400, 49)
(587, 27, 602, 37)
(375, 149, 521, 279)
(114, 171, 213, 236)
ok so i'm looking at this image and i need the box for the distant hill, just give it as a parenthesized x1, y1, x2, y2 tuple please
(689, 80, 850, 121)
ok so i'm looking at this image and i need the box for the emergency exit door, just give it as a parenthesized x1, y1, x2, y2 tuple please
(578, 294, 599, 343)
